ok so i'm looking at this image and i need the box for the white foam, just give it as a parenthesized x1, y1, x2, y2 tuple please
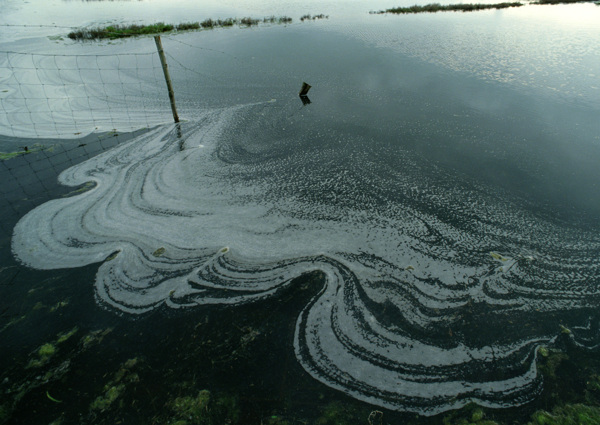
(11, 103, 600, 414)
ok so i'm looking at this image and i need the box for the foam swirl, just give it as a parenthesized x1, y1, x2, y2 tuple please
(11, 104, 600, 415)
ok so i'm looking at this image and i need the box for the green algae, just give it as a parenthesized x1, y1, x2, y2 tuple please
(90, 358, 140, 411)
(38, 343, 56, 357)
(560, 325, 572, 335)
(263, 415, 291, 425)
(0, 144, 49, 161)
(0, 314, 26, 333)
(81, 328, 113, 348)
(587, 375, 600, 394)
(529, 404, 600, 425)
(27, 343, 57, 368)
(168, 390, 240, 425)
(0, 151, 28, 160)
(91, 384, 125, 411)
(442, 403, 500, 425)
(57, 327, 78, 344)
(315, 401, 370, 425)
(538, 349, 569, 378)
(471, 409, 485, 422)
(49, 300, 69, 312)
(172, 390, 211, 421)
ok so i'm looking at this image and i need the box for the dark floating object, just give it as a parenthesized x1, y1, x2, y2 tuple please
(299, 82, 312, 97)
(299, 82, 312, 105)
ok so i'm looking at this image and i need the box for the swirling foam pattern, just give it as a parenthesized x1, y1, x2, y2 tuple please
(12, 104, 600, 415)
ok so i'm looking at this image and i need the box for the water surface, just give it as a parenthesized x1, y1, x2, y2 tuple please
(1, 0, 600, 421)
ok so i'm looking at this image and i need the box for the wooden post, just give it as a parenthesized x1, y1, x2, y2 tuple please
(154, 35, 179, 123)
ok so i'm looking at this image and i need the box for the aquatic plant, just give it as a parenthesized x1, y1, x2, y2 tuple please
(68, 22, 176, 40)
(216, 18, 234, 27)
(200, 19, 215, 29)
(300, 14, 328, 21)
(38, 343, 56, 357)
(67, 13, 331, 40)
(380, 2, 523, 14)
(90, 358, 140, 411)
(239, 17, 260, 26)
(68, 16, 301, 40)
(0, 144, 48, 161)
(56, 326, 79, 344)
(0, 151, 28, 160)
(26, 343, 57, 368)
(169, 390, 240, 425)
(81, 328, 113, 348)
(528, 404, 600, 425)
(90, 384, 125, 411)
(315, 401, 370, 425)
(177, 22, 201, 31)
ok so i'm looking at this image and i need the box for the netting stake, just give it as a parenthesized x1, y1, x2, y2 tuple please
(154, 35, 179, 123)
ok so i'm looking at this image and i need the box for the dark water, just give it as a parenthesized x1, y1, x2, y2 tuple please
(1, 4, 600, 424)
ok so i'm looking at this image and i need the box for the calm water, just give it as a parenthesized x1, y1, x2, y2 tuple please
(1, 1, 600, 423)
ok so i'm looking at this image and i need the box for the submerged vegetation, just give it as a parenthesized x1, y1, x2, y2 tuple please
(68, 15, 294, 40)
(0, 144, 50, 161)
(3, 267, 600, 425)
(375, 2, 523, 14)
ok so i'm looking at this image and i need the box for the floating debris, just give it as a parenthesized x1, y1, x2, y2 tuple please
(61, 181, 96, 197)
(105, 251, 120, 262)
(299, 82, 312, 97)
(490, 252, 508, 262)
(299, 82, 312, 105)
(46, 391, 62, 403)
